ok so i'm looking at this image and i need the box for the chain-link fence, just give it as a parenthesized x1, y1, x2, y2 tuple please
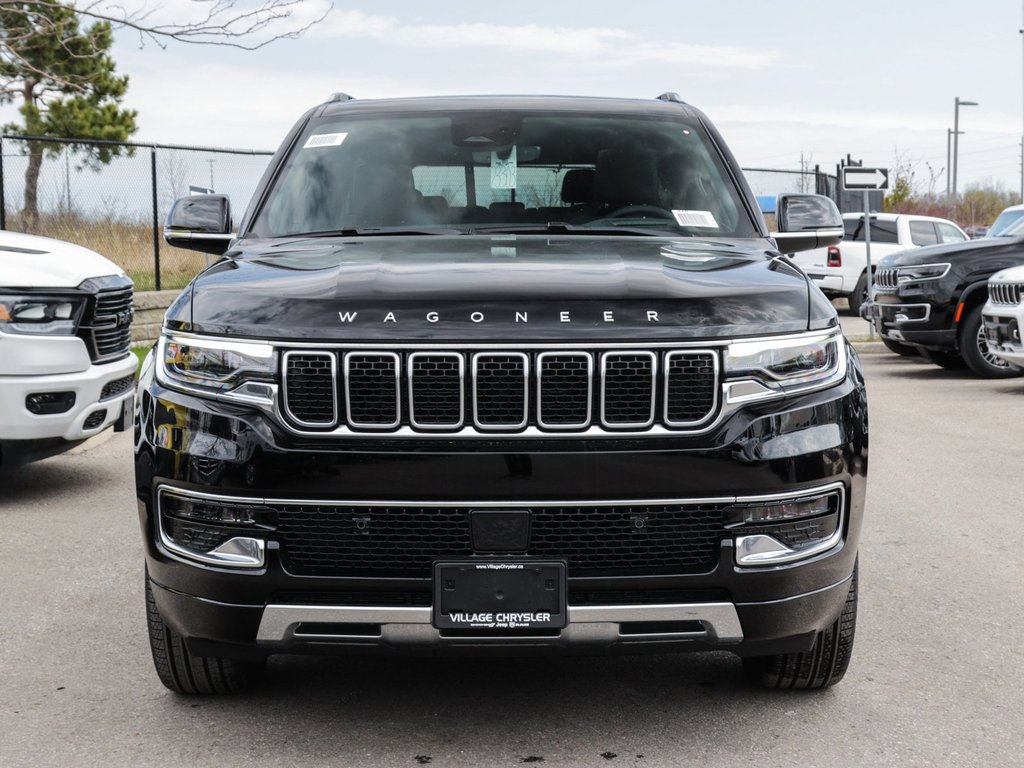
(0, 136, 847, 291)
(743, 167, 839, 201)
(0, 135, 273, 290)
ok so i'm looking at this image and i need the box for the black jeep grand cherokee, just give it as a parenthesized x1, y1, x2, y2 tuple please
(134, 93, 867, 694)
(868, 229, 1024, 377)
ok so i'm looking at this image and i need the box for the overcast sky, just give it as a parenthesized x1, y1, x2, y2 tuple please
(45, 1, 1024, 195)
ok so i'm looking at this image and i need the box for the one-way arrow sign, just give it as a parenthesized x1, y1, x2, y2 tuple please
(842, 167, 889, 191)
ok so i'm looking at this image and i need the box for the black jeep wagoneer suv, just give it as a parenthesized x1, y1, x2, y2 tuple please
(135, 93, 867, 693)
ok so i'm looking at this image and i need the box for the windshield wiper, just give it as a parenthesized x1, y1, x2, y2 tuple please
(295, 226, 465, 238)
(475, 223, 668, 237)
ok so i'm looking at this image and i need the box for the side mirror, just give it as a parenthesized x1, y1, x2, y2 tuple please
(164, 194, 234, 255)
(772, 194, 844, 254)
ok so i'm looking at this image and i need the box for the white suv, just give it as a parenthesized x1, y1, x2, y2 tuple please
(983, 264, 1024, 367)
(788, 212, 968, 315)
(0, 231, 136, 469)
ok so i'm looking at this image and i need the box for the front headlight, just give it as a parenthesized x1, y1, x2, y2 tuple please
(157, 335, 276, 394)
(896, 263, 950, 282)
(0, 294, 85, 335)
(724, 331, 846, 402)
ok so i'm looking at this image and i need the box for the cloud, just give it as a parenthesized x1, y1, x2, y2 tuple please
(308, 10, 779, 70)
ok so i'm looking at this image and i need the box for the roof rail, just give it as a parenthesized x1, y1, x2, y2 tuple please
(327, 92, 355, 103)
(655, 92, 685, 104)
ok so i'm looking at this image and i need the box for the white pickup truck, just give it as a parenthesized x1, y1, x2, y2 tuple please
(788, 212, 968, 315)
(0, 231, 135, 470)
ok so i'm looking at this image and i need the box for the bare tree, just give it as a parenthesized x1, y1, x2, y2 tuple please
(0, 1, 331, 92)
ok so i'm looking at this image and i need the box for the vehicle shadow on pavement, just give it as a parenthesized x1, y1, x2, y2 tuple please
(0, 453, 123, 507)
(154, 652, 840, 763)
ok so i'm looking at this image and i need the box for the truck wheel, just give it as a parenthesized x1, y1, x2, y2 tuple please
(959, 304, 1024, 378)
(881, 337, 918, 357)
(743, 564, 858, 691)
(847, 274, 868, 316)
(146, 576, 262, 694)
(920, 348, 967, 370)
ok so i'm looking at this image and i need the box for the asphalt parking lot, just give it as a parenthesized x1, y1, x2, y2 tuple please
(2, 350, 1023, 768)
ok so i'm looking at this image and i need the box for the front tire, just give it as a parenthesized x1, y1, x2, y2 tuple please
(146, 576, 262, 694)
(847, 274, 869, 316)
(744, 564, 858, 690)
(959, 304, 1023, 378)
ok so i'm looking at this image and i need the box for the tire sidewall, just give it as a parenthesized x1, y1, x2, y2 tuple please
(960, 304, 1023, 378)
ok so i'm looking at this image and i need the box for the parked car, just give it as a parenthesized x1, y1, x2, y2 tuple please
(135, 92, 867, 694)
(789, 212, 968, 316)
(0, 231, 135, 470)
(987, 204, 1024, 237)
(866, 217, 1024, 377)
(982, 264, 1024, 367)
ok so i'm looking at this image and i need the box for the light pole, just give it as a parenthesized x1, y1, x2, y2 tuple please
(952, 97, 978, 198)
(946, 128, 963, 198)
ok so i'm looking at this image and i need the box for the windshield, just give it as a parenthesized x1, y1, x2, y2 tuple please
(989, 209, 1024, 236)
(249, 111, 757, 239)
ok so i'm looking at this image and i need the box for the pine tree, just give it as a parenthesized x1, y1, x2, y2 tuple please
(0, 2, 137, 223)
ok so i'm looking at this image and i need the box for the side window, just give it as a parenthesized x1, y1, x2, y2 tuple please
(937, 222, 967, 243)
(909, 221, 939, 246)
(843, 218, 899, 243)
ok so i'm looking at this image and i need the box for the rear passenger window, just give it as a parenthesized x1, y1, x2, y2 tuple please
(937, 222, 966, 243)
(843, 217, 899, 243)
(909, 221, 939, 246)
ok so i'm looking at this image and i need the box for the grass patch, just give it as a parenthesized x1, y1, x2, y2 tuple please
(131, 344, 152, 377)
(6, 211, 208, 290)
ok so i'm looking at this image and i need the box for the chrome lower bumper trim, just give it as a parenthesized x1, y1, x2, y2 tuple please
(256, 602, 744, 646)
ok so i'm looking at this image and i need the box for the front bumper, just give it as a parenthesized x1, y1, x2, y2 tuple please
(868, 298, 954, 349)
(0, 352, 135, 442)
(135, 349, 867, 660)
(983, 303, 1024, 366)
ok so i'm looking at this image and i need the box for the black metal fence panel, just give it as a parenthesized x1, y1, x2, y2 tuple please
(0, 135, 273, 290)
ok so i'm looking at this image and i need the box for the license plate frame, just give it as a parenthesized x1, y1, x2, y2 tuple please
(433, 560, 567, 631)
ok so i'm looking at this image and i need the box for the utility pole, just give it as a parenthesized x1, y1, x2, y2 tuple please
(952, 96, 979, 198)
(1020, 1, 1024, 201)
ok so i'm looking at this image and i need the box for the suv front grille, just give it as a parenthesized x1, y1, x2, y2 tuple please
(275, 501, 726, 578)
(990, 282, 1024, 306)
(282, 347, 720, 435)
(874, 267, 898, 291)
(81, 285, 134, 362)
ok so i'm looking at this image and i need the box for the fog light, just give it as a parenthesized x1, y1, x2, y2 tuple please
(731, 489, 844, 567)
(26, 391, 76, 415)
(725, 494, 831, 526)
(158, 489, 273, 569)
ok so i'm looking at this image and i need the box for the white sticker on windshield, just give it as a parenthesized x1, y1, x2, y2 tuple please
(490, 146, 517, 189)
(672, 210, 719, 228)
(303, 132, 348, 149)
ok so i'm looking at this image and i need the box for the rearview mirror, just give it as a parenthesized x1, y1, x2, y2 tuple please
(164, 194, 234, 255)
(772, 194, 844, 254)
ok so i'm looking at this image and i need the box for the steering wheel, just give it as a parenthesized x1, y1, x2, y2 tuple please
(605, 204, 675, 219)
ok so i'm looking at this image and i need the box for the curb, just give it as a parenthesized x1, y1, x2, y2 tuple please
(848, 341, 887, 354)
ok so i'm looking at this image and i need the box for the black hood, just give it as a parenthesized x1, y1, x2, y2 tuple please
(169, 235, 825, 341)
(880, 234, 1024, 267)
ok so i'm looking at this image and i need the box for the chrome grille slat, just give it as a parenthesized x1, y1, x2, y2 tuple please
(600, 351, 657, 428)
(473, 352, 529, 430)
(990, 282, 1024, 306)
(344, 352, 401, 429)
(282, 347, 721, 434)
(874, 267, 898, 291)
(537, 351, 592, 429)
(283, 351, 337, 427)
(663, 351, 719, 427)
(408, 352, 464, 430)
